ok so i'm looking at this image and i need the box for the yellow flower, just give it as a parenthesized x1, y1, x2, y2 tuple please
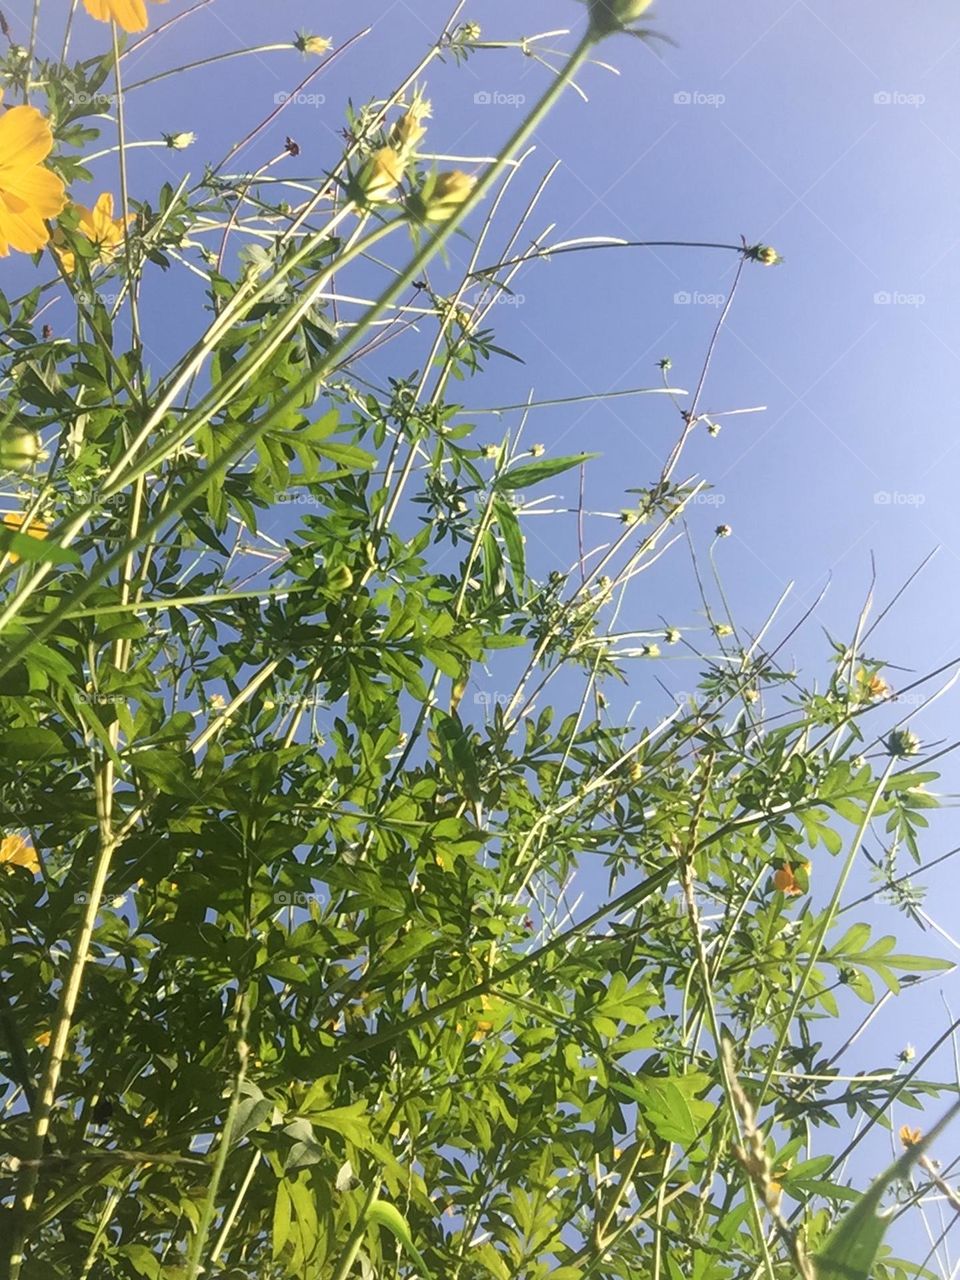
(82, 0, 168, 33)
(773, 861, 810, 897)
(34, 1030, 51, 1048)
(0, 834, 40, 875)
(1, 511, 49, 564)
(415, 170, 475, 223)
(295, 33, 333, 56)
(856, 668, 891, 700)
(390, 97, 431, 157)
(354, 147, 404, 205)
(900, 1124, 923, 1148)
(54, 192, 133, 274)
(0, 89, 67, 257)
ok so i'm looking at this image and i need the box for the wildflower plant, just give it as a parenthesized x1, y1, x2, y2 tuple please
(0, 5, 956, 1280)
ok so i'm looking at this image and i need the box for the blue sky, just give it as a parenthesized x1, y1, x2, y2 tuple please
(14, 0, 960, 1259)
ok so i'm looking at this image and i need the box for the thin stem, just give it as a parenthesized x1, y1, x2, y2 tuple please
(124, 43, 298, 92)
(183, 989, 252, 1279)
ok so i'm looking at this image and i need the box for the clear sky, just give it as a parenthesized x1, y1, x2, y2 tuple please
(13, 0, 960, 1262)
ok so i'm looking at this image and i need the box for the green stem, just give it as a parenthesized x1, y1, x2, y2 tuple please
(184, 989, 251, 1279)
(329, 1180, 383, 1280)
(755, 757, 897, 1110)
(0, 30, 597, 671)
(124, 44, 296, 93)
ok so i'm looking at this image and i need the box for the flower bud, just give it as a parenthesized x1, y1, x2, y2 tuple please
(390, 98, 431, 158)
(412, 170, 475, 222)
(354, 147, 404, 205)
(589, 0, 654, 37)
(294, 33, 333, 55)
(0, 425, 41, 471)
(715, 524, 731, 537)
(886, 728, 920, 758)
(751, 244, 782, 266)
(163, 131, 196, 150)
(664, 628, 681, 644)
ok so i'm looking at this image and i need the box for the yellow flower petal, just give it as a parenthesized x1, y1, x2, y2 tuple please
(417, 170, 475, 222)
(0, 834, 40, 875)
(0, 104, 55, 173)
(55, 191, 132, 273)
(82, 0, 168, 33)
(355, 147, 404, 204)
(1, 511, 49, 564)
(0, 102, 66, 256)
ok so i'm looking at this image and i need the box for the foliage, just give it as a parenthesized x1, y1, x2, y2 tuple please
(0, 6, 955, 1280)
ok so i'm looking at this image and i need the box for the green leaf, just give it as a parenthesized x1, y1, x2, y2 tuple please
(816, 1101, 960, 1280)
(0, 527, 80, 566)
(493, 496, 525, 585)
(272, 1181, 292, 1260)
(496, 452, 598, 491)
(0, 727, 66, 761)
(309, 1100, 373, 1148)
(365, 1198, 429, 1275)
